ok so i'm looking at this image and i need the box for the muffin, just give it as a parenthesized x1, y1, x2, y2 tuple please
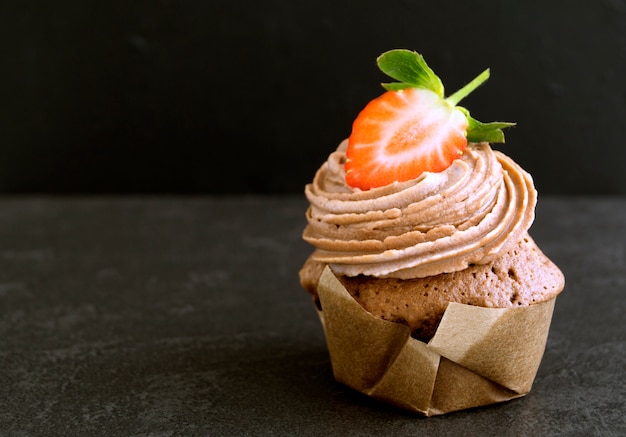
(298, 49, 565, 415)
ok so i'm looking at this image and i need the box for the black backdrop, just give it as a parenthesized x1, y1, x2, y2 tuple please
(1, 1, 625, 195)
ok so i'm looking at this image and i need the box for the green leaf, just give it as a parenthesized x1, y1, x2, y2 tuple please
(381, 82, 414, 91)
(377, 49, 444, 97)
(459, 108, 516, 143)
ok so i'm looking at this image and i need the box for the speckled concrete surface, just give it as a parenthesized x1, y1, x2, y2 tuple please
(0, 196, 624, 436)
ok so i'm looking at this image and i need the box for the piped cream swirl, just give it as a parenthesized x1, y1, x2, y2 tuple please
(303, 140, 536, 278)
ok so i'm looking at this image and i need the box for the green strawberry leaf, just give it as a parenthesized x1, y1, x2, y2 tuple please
(377, 49, 445, 97)
(459, 108, 516, 143)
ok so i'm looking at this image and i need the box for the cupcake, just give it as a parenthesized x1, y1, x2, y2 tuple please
(299, 49, 565, 415)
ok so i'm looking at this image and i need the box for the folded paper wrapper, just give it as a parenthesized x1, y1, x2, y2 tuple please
(316, 266, 557, 416)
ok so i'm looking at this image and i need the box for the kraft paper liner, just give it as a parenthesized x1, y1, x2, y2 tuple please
(316, 266, 556, 416)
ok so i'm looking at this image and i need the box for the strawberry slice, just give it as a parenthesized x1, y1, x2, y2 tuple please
(345, 88, 468, 190)
(344, 49, 515, 190)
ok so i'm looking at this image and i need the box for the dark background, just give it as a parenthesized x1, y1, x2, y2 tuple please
(1, 0, 625, 195)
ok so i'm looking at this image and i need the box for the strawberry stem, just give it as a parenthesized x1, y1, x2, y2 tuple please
(446, 69, 490, 106)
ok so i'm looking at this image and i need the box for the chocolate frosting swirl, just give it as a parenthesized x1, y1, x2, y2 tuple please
(303, 140, 536, 278)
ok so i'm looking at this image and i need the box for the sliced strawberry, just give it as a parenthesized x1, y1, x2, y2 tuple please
(343, 49, 514, 191)
(345, 87, 468, 190)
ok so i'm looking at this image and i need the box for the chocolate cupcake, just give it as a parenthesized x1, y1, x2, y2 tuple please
(298, 50, 565, 415)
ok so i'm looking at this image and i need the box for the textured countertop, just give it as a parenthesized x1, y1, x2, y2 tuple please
(0, 195, 624, 436)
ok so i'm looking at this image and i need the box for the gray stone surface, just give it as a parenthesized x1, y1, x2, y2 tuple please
(0, 196, 624, 436)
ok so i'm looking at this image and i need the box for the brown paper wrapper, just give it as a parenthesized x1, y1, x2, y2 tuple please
(316, 266, 556, 416)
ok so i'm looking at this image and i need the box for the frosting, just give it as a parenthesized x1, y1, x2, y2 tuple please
(303, 140, 536, 278)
